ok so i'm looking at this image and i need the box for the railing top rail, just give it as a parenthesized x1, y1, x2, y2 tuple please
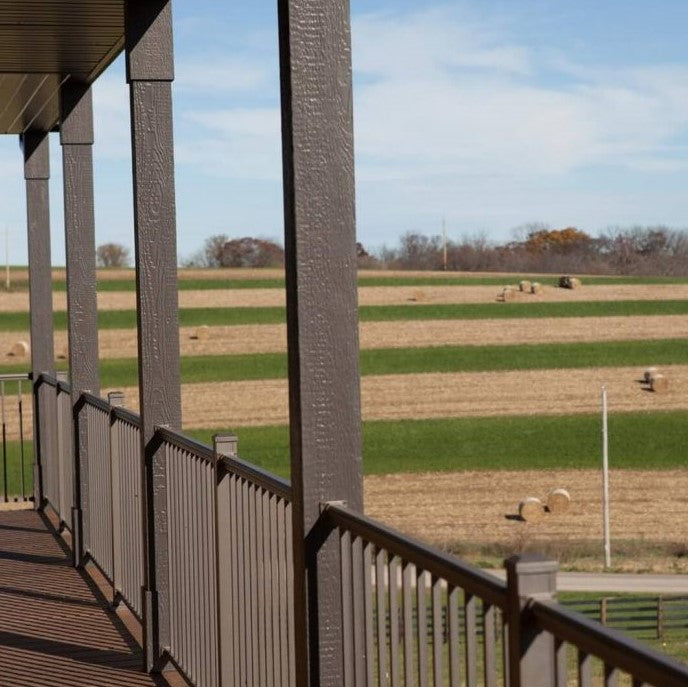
(57, 380, 72, 394)
(34, 372, 59, 388)
(532, 599, 688, 687)
(323, 502, 507, 608)
(111, 405, 142, 429)
(156, 425, 292, 500)
(0, 372, 30, 382)
(79, 391, 111, 414)
(156, 425, 216, 464)
(218, 453, 292, 502)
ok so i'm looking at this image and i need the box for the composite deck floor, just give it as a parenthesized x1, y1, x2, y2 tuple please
(0, 508, 176, 686)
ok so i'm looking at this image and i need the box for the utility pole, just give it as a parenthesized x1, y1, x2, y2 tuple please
(601, 386, 611, 568)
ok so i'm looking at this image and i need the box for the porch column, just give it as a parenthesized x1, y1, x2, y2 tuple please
(278, 0, 363, 683)
(22, 131, 55, 508)
(125, 0, 181, 671)
(60, 83, 100, 565)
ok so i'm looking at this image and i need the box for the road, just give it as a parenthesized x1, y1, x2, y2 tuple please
(485, 570, 688, 594)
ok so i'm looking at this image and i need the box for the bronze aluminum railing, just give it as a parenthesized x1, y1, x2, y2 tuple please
(322, 501, 509, 687)
(33, 374, 73, 528)
(111, 403, 144, 618)
(0, 372, 30, 503)
(154, 427, 295, 687)
(532, 600, 688, 687)
(34, 380, 688, 687)
(215, 438, 294, 687)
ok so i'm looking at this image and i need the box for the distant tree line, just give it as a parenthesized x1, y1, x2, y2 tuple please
(180, 225, 688, 275)
(374, 225, 688, 276)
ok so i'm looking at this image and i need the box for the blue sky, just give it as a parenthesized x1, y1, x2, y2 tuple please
(2, 1, 688, 264)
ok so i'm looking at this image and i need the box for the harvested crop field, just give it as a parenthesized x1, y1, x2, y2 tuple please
(4, 283, 688, 312)
(93, 364, 688, 430)
(3, 314, 687, 361)
(364, 468, 688, 571)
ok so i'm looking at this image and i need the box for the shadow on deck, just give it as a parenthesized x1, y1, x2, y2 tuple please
(0, 508, 182, 686)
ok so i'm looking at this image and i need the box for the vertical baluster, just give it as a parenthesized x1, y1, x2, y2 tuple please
(448, 586, 460, 687)
(402, 562, 414, 685)
(277, 498, 289, 682)
(244, 479, 254, 687)
(263, 490, 274, 687)
(1, 380, 7, 502)
(501, 610, 509, 687)
(376, 549, 388, 687)
(286, 501, 295, 687)
(364, 542, 374, 687)
(341, 529, 354, 686)
(431, 576, 443, 687)
(578, 649, 592, 687)
(249, 484, 259, 682)
(554, 638, 567, 687)
(417, 568, 428, 687)
(352, 536, 366, 686)
(604, 664, 619, 687)
(168, 445, 178, 656)
(270, 493, 281, 687)
(483, 602, 496, 687)
(464, 592, 477, 687)
(389, 556, 400, 686)
(231, 475, 241, 687)
(18, 381, 25, 501)
(255, 487, 266, 687)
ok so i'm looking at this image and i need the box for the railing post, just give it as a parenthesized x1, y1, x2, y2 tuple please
(213, 433, 238, 458)
(278, 0, 364, 681)
(109, 392, 125, 604)
(213, 434, 236, 687)
(505, 554, 558, 687)
(124, 0, 181, 672)
(55, 372, 68, 527)
(22, 131, 54, 509)
(60, 82, 100, 566)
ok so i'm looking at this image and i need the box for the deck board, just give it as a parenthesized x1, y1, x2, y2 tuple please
(0, 509, 176, 686)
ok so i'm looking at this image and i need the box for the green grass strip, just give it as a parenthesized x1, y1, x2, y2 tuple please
(186, 410, 688, 478)
(2, 298, 688, 333)
(0, 338, 686, 385)
(1, 410, 685, 491)
(7, 273, 688, 293)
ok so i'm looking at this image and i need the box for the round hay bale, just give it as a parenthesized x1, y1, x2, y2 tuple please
(9, 341, 29, 357)
(519, 280, 531, 292)
(518, 497, 545, 522)
(501, 287, 516, 302)
(569, 277, 581, 289)
(191, 325, 210, 341)
(558, 275, 571, 288)
(56, 346, 68, 360)
(530, 282, 542, 295)
(651, 374, 668, 393)
(408, 289, 428, 303)
(546, 488, 571, 515)
(644, 367, 658, 383)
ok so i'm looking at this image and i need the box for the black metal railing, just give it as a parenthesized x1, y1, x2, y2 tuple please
(0, 372, 31, 504)
(32, 379, 688, 687)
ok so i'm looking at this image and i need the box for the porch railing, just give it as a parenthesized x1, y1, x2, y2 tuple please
(32, 378, 688, 687)
(0, 372, 30, 504)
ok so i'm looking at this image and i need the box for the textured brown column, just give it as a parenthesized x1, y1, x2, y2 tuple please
(22, 132, 55, 508)
(278, 0, 363, 683)
(60, 83, 100, 566)
(125, 0, 181, 672)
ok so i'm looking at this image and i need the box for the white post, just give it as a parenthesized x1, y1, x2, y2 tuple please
(601, 386, 611, 568)
(4, 225, 9, 291)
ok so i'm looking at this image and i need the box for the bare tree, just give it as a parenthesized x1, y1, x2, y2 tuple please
(203, 234, 229, 267)
(96, 242, 130, 268)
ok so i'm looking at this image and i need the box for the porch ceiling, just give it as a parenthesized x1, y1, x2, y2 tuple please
(0, 1, 124, 135)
